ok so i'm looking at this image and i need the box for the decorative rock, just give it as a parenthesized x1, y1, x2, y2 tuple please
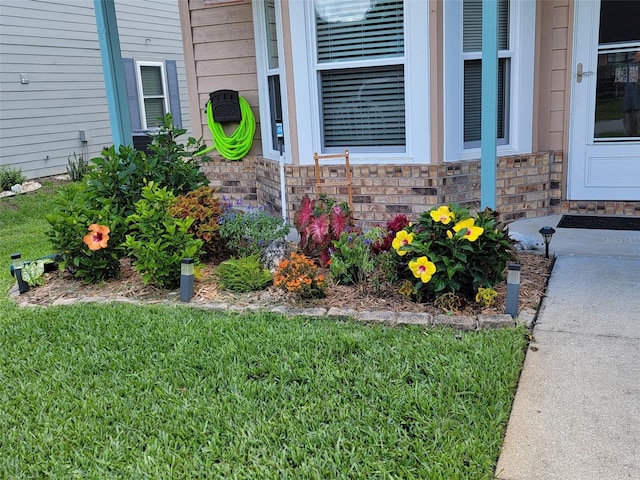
(0, 181, 42, 198)
(477, 314, 515, 329)
(395, 312, 433, 326)
(355, 310, 398, 325)
(260, 238, 291, 273)
(51, 298, 78, 306)
(326, 307, 359, 319)
(508, 230, 544, 251)
(433, 314, 477, 330)
(199, 302, 230, 311)
(515, 308, 538, 328)
(77, 296, 108, 304)
(282, 307, 327, 317)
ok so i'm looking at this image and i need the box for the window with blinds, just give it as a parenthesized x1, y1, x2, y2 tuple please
(314, 0, 405, 151)
(263, 0, 284, 152)
(139, 64, 167, 129)
(462, 0, 510, 146)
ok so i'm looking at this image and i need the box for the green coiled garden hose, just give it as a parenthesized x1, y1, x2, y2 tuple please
(196, 95, 256, 160)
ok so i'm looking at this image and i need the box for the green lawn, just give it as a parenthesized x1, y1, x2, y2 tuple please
(0, 182, 528, 479)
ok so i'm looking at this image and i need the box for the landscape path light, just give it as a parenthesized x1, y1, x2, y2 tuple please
(538, 226, 556, 259)
(180, 258, 194, 302)
(10, 253, 30, 294)
(505, 263, 521, 318)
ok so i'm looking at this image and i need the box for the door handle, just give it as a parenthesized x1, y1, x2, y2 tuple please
(577, 63, 594, 83)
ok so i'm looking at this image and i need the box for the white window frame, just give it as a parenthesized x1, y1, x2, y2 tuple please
(288, 0, 429, 165)
(253, 0, 290, 161)
(444, 0, 535, 162)
(134, 61, 170, 131)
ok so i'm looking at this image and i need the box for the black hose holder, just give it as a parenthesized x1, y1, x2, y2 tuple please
(208, 90, 242, 123)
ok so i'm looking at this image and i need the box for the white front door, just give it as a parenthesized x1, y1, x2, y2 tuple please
(568, 0, 640, 200)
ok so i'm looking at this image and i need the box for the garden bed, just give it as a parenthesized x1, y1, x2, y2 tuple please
(13, 250, 553, 319)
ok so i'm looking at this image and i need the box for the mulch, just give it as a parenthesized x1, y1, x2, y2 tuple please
(15, 252, 554, 317)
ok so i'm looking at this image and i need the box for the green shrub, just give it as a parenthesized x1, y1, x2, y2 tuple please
(219, 201, 289, 258)
(0, 166, 26, 191)
(85, 114, 209, 218)
(392, 204, 513, 302)
(123, 182, 203, 288)
(144, 114, 210, 194)
(216, 255, 272, 293)
(168, 186, 225, 260)
(47, 115, 210, 284)
(45, 183, 124, 283)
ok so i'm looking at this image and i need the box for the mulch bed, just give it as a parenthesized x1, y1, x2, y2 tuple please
(15, 252, 554, 317)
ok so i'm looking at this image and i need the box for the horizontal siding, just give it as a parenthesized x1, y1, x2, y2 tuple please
(0, 0, 191, 179)
(188, 0, 261, 156)
(0, 0, 107, 178)
(115, 0, 191, 137)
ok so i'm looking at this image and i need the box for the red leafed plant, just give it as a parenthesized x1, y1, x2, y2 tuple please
(372, 214, 412, 254)
(293, 193, 354, 266)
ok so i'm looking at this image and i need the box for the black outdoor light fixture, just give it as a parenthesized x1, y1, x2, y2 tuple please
(10, 253, 30, 294)
(505, 263, 521, 318)
(180, 257, 194, 302)
(538, 226, 556, 259)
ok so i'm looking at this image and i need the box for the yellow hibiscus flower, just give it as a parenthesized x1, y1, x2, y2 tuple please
(430, 206, 455, 224)
(392, 230, 414, 256)
(452, 218, 484, 242)
(409, 256, 437, 283)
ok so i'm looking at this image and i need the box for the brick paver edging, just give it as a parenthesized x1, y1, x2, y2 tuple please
(13, 292, 536, 330)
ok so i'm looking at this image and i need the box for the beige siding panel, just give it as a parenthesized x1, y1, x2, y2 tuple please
(194, 39, 256, 61)
(198, 74, 258, 94)
(197, 58, 256, 76)
(193, 22, 255, 43)
(190, 3, 253, 27)
(186, 0, 260, 156)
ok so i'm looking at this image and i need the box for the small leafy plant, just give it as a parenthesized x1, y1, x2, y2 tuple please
(273, 252, 327, 299)
(67, 152, 90, 182)
(293, 193, 354, 267)
(0, 166, 26, 191)
(475, 287, 498, 307)
(169, 186, 225, 260)
(219, 201, 289, 258)
(216, 254, 272, 293)
(329, 227, 383, 287)
(123, 182, 203, 288)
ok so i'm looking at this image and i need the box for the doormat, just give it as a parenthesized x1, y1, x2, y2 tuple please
(557, 215, 640, 231)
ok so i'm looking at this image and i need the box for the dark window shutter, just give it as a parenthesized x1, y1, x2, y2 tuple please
(165, 60, 182, 127)
(122, 58, 142, 132)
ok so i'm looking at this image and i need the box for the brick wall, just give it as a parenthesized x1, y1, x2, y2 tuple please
(200, 157, 258, 207)
(202, 152, 567, 228)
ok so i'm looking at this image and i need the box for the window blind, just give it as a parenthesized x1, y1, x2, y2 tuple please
(463, 0, 509, 52)
(265, 0, 279, 70)
(463, 58, 508, 143)
(315, 0, 404, 63)
(140, 66, 166, 127)
(320, 65, 405, 147)
(141, 66, 163, 96)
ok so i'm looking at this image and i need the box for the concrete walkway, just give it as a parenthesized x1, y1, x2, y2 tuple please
(495, 216, 640, 480)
